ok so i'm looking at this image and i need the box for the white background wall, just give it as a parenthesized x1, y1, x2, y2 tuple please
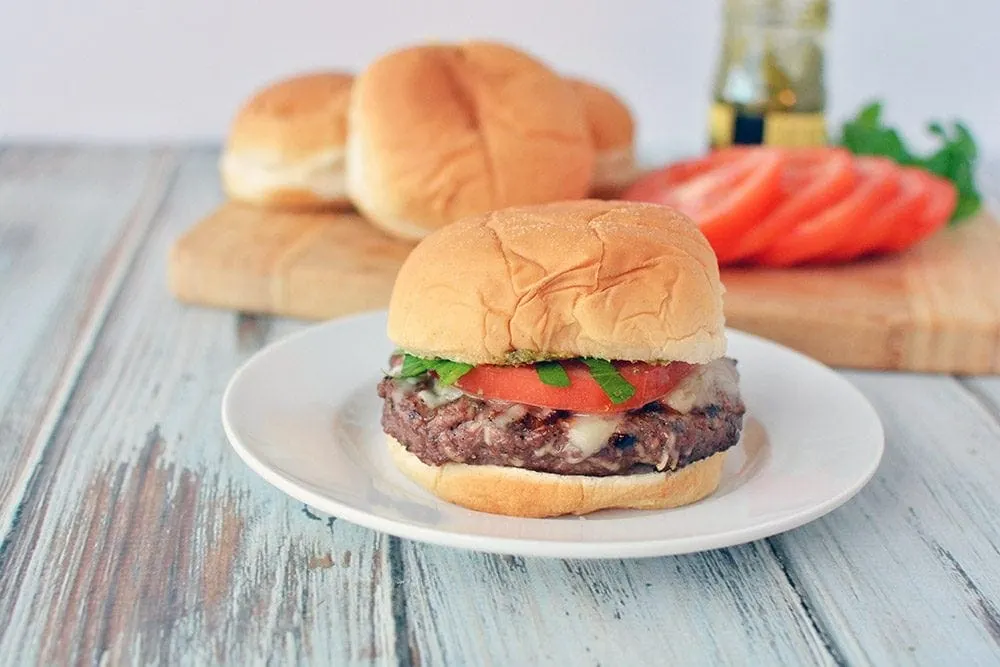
(2, 0, 998, 161)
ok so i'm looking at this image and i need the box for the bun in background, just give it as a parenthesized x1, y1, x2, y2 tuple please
(568, 78, 638, 196)
(221, 72, 354, 210)
(346, 41, 595, 239)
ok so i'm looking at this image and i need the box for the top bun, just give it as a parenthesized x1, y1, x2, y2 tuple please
(346, 41, 595, 240)
(221, 71, 354, 209)
(387, 199, 727, 365)
(568, 78, 637, 195)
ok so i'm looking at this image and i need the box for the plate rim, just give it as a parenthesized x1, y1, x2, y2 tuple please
(221, 309, 885, 559)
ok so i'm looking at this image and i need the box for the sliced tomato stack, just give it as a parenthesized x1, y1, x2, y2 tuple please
(727, 148, 856, 262)
(623, 148, 784, 261)
(621, 147, 959, 267)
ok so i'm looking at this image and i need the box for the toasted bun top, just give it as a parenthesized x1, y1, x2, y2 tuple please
(226, 72, 354, 158)
(347, 41, 594, 236)
(568, 78, 634, 151)
(387, 200, 727, 365)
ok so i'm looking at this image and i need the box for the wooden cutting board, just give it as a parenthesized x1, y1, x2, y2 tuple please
(168, 202, 1000, 374)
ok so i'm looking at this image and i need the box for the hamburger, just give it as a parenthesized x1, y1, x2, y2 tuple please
(377, 199, 745, 518)
(220, 71, 354, 210)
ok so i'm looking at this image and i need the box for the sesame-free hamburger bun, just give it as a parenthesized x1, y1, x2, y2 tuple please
(387, 199, 727, 366)
(346, 41, 595, 240)
(379, 200, 741, 518)
(221, 72, 354, 210)
(568, 78, 638, 196)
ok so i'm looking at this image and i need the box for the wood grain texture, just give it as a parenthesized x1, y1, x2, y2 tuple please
(0, 151, 399, 666)
(721, 215, 1000, 374)
(168, 202, 415, 321)
(959, 376, 1000, 425)
(398, 540, 836, 665)
(166, 200, 1000, 374)
(768, 372, 1000, 666)
(0, 146, 177, 540)
(3, 147, 1000, 666)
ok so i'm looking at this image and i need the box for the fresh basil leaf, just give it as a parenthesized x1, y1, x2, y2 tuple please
(399, 354, 433, 378)
(581, 358, 635, 404)
(839, 101, 982, 225)
(431, 360, 474, 386)
(850, 101, 882, 128)
(396, 354, 473, 385)
(535, 361, 570, 387)
(951, 194, 982, 222)
(954, 122, 978, 160)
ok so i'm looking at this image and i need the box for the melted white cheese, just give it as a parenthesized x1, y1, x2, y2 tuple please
(533, 442, 560, 458)
(390, 377, 419, 405)
(491, 404, 528, 428)
(664, 359, 739, 414)
(565, 414, 622, 461)
(485, 405, 528, 447)
(416, 384, 465, 408)
(655, 433, 678, 471)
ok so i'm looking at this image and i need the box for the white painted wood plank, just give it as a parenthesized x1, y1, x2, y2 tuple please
(960, 376, 1000, 424)
(398, 539, 835, 665)
(0, 146, 176, 537)
(0, 150, 398, 666)
(770, 372, 1000, 666)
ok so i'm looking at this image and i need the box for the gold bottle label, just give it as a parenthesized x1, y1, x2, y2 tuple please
(710, 102, 736, 148)
(763, 111, 827, 147)
(709, 102, 826, 148)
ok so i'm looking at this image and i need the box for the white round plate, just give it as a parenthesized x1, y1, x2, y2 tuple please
(222, 310, 883, 559)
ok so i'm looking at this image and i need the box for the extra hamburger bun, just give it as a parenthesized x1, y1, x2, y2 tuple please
(221, 72, 354, 209)
(346, 41, 595, 240)
(388, 435, 727, 518)
(387, 199, 727, 366)
(569, 78, 638, 196)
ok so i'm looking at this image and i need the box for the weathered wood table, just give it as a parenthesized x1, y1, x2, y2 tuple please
(1, 146, 999, 666)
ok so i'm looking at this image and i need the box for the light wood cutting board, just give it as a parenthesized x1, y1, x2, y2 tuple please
(168, 202, 1000, 374)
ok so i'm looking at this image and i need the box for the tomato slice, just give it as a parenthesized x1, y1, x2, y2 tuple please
(753, 156, 901, 267)
(454, 360, 695, 413)
(627, 147, 753, 193)
(622, 148, 785, 260)
(826, 168, 930, 261)
(725, 148, 856, 263)
(878, 169, 958, 253)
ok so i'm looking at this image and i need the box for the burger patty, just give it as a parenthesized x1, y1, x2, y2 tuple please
(377, 359, 746, 477)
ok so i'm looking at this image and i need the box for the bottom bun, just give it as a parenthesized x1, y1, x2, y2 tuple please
(387, 435, 727, 518)
(220, 150, 352, 211)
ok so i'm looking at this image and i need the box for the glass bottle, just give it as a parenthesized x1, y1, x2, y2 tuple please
(709, 0, 830, 148)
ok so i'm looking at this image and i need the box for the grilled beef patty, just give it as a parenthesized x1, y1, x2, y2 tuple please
(377, 359, 746, 477)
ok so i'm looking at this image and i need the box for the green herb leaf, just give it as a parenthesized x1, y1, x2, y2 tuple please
(581, 359, 636, 404)
(431, 360, 474, 386)
(535, 361, 571, 387)
(837, 100, 982, 224)
(395, 354, 473, 386)
(399, 354, 433, 378)
(857, 101, 883, 127)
